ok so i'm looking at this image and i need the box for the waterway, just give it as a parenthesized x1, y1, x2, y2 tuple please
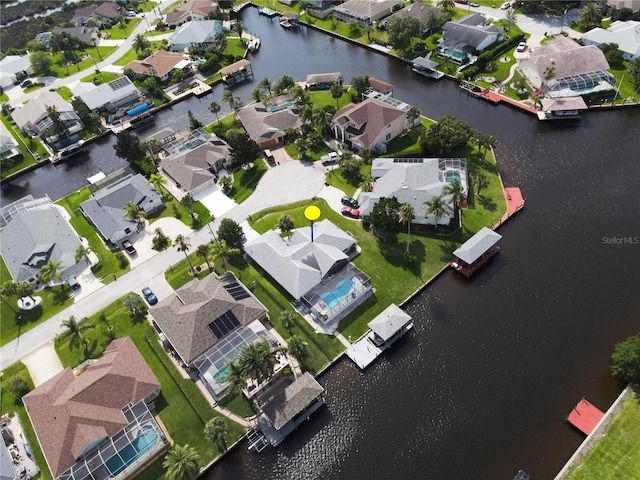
(3, 7, 640, 479)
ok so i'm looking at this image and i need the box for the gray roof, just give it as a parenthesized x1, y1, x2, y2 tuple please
(11, 91, 74, 130)
(581, 20, 640, 59)
(368, 303, 412, 341)
(244, 220, 355, 299)
(80, 174, 162, 243)
(383, 2, 439, 25)
(150, 272, 268, 364)
(413, 56, 439, 70)
(334, 0, 401, 20)
(236, 99, 302, 145)
(0, 199, 82, 282)
(540, 97, 587, 112)
(262, 372, 324, 430)
(169, 20, 223, 48)
(0, 441, 17, 480)
(442, 14, 501, 51)
(76, 75, 138, 110)
(453, 227, 502, 264)
(306, 72, 341, 85)
(0, 55, 31, 76)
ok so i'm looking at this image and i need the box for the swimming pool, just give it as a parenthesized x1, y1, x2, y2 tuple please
(268, 102, 294, 113)
(319, 279, 355, 310)
(445, 171, 461, 183)
(444, 49, 467, 60)
(105, 426, 159, 476)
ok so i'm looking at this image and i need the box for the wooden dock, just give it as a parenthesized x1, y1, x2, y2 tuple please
(567, 398, 604, 435)
(462, 83, 537, 115)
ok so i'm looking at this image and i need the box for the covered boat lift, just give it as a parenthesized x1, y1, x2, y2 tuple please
(412, 56, 444, 80)
(221, 59, 253, 86)
(451, 227, 502, 277)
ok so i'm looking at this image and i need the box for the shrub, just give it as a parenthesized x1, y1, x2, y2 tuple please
(115, 251, 128, 269)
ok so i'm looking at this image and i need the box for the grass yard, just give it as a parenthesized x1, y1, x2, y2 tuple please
(80, 70, 122, 84)
(0, 114, 49, 178)
(228, 159, 267, 203)
(113, 40, 165, 66)
(23, 83, 45, 94)
(283, 135, 332, 162)
(56, 86, 73, 100)
(102, 18, 142, 40)
(567, 389, 640, 480)
(325, 161, 371, 197)
(47, 47, 117, 78)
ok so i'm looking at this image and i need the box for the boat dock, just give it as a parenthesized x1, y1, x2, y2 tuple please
(566, 398, 604, 435)
(460, 81, 537, 115)
(257, 6, 278, 16)
(346, 304, 413, 370)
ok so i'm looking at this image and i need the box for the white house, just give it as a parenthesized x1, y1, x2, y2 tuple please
(0, 55, 31, 88)
(75, 75, 141, 112)
(169, 20, 224, 52)
(11, 91, 83, 136)
(581, 20, 640, 60)
(165, 0, 218, 27)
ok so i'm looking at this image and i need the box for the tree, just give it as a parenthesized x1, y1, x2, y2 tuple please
(273, 74, 295, 94)
(124, 293, 147, 317)
(219, 175, 232, 193)
(30, 51, 52, 75)
(187, 110, 203, 131)
(152, 227, 171, 251)
(7, 374, 28, 398)
(250, 86, 263, 103)
(312, 108, 333, 135)
(175, 234, 195, 274)
(71, 98, 101, 132)
(149, 172, 167, 197)
(504, 7, 517, 31)
(0, 281, 18, 314)
(225, 130, 260, 167)
(330, 83, 344, 109)
(16, 282, 36, 303)
(61, 316, 92, 352)
(358, 174, 374, 193)
(45, 105, 70, 140)
(295, 136, 310, 159)
(75, 244, 92, 266)
(629, 57, 640, 89)
(114, 131, 147, 164)
(258, 77, 272, 96)
(234, 20, 245, 44)
(238, 338, 274, 384)
(579, 2, 602, 29)
(208, 101, 221, 123)
(204, 417, 229, 451)
(387, 17, 421, 56)
(181, 193, 195, 219)
(39, 259, 64, 284)
(208, 239, 240, 271)
(368, 196, 402, 242)
(219, 358, 246, 394)
(437, 0, 455, 12)
(406, 106, 421, 128)
(277, 214, 295, 238)
(287, 334, 308, 362)
(398, 203, 415, 253)
(351, 75, 370, 98)
(132, 33, 150, 52)
(217, 218, 244, 248)
(611, 332, 640, 384)
(221, 89, 239, 111)
(197, 243, 213, 272)
(124, 201, 147, 225)
(279, 310, 295, 333)
(424, 194, 449, 228)
(163, 444, 200, 480)
(471, 171, 489, 196)
(442, 177, 465, 212)
(427, 114, 472, 155)
(599, 42, 624, 67)
(339, 152, 361, 182)
(544, 65, 556, 82)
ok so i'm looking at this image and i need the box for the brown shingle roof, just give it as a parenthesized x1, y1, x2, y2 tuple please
(166, 0, 217, 24)
(368, 77, 393, 93)
(332, 97, 405, 148)
(126, 50, 189, 78)
(262, 372, 324, 430)
(23, 338, 159, 477)
(150, 272, 268, 364)
(527, 37, 611, 80)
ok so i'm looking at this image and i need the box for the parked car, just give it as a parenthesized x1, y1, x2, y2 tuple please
(20, 79, 32, 88)
(501, 1, 511, 8)
(141, 287, 158, 305)
(455, 0, 468, 4)
(341, 206, 360, 218)
(66, 275, 80, 290)
(122, 240, 137, 255)
(263, 149, 276, 166)
(516, 41, 528, 52)
(469, 2, 479, 6)
(321, 151, 339, 166)
(341, 196, 359, 208)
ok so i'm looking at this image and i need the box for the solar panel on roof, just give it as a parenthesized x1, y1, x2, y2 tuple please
(109, 76, 131, 91)
(208, 310, 240, 339)
(224, 282, 250, 300)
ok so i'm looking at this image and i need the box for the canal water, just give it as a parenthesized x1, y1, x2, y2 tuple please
(3, 7, 640, 479)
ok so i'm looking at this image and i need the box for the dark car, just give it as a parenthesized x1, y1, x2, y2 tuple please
(66, 275, 80, 290)
(341, 206, 360, 218)
(341, 196, 358, 208)
(20, 79, 32, 88)
(142, 287, 158, 305)
(122, 240, 137, 255)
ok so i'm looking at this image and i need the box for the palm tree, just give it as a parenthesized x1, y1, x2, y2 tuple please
(424, 195, 449, 229)
(16, 282, 36, 303)
(153, 227, 171, 251)
(579, 2, 602, 29)
(437, 0, 455, 12)
(196, 243, 212, 272)
(358, 174, 374, 192)
(124, 293, 147, 316)
(330, 83, 344, 109)
(258, 77, 272, 96)
(279, 310, 295, 333)
(181, 193, 196, 219)
(286, 335, 308, 362)
(299, 104, 313, 124)
(238, 338, 274, 384)
(39, 259, 64, 284)
(312, 108, 332, 135)
(221, 89, 239, 111)
(149, 173, 168, 197)
(295, 136, 310, 159)
(219, 359, 246, 394)
(124, 201, 147, 225)
(175, 234, 195, 274)
(250, 86, 263, 103)
(204, 417, 229, 451)
(208, 101, 221, 123)
(163, 444, 200, 480)
(472, 172, 490, 197)
(132, 33, 150, 53)
(61, 316, 92, 352)
(234, 20, 245, 44)
(0, 281, 18, 314)
(208, 239, 240, 271)
(398, 203, 415, 253)
(277, 214, 295, 238)
(442, 177, 465, 212)
(75, 244, 92, 266)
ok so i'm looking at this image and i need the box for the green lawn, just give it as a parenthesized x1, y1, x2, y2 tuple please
(284, 135, 333, 162)
(325, 161, 371, 197)
(80, 71, 122, 84)
(0, 114, 49, 178)
(56, 86, 73, 100)
(113, 40, 165, 66)
(567, 389, 640, 480)
(228, 159, 268, 203)
(56, 189, 131, 282)
(102, 18, 142, 40)
(162, 0, 183, 14)
(47, 46, 117, 79)
(23, 83, 45, 94)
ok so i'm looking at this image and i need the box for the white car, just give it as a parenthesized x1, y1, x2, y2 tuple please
(516, 42, 527, 52)
(501, 1, 511, 9)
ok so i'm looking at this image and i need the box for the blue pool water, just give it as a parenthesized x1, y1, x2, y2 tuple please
(105, 427, 159, 476)
(319, 279, 355, 310)
(268, 102, 294, 113)
(444, 49, 467, 60)
(445, 171, 461, 183)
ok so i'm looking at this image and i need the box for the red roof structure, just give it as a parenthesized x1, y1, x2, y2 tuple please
(566, 398, 604, 435)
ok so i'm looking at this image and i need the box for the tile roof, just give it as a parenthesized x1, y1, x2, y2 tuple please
(332, 97, 405, 148)
(93, 2, 121, 19)
(262, 372, 324, 430)
(166, 0, 217, 24)
(383, 1, 439, 24)
(23, 338, 160, 477)
(236, 99, 302, 145)
(126, 50, 190, 78)
(526, 37, 611, 81)
(150, 272, 268, 364)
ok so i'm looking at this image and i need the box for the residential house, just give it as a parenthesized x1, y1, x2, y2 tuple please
(333, 0, 403, 26)
(169, 20, 224, 52)
(381, 1, 440, 29)
(0, 440, 17, 480)
(440, 13, 503, 62)
(581, 20, 640, 60)
(75, 76, 142, 113)
(35, 26, 99, 48)
(0, 196, 84, 284)
(23, 337, 165, 480)
(0, 123, 21, 162)
(80, 173, 163, 245)
(305, 72, 342, 90)
(603, 0, 640, 17)
(10, 91, 82, 137)
(165, 0, 218, 27)
(358, 157, 468, 227)
(93, 2, 123, 26)
(0, 55, 31, 88)
(331, 94, 410, 152)
(126, 50, 192, 82)
(71, 6, 98, 26)
(367, 77, 394, 96)
(149, 272, 269, 398)
(518, 36, 615, 97)
(236, 95, 303, 148)
(159, 128, 232, 196)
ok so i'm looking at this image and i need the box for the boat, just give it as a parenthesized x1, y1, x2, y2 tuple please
(247, 37, 261, 52)
(129, 110, 154, 129)
(279, 19, 292, 28)
(257, 7, 278, 16)
(51, 140, 85, 164)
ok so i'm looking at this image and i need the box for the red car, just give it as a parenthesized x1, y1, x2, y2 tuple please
(341, 206, 360, 218)
(455, 0, 468, 3)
